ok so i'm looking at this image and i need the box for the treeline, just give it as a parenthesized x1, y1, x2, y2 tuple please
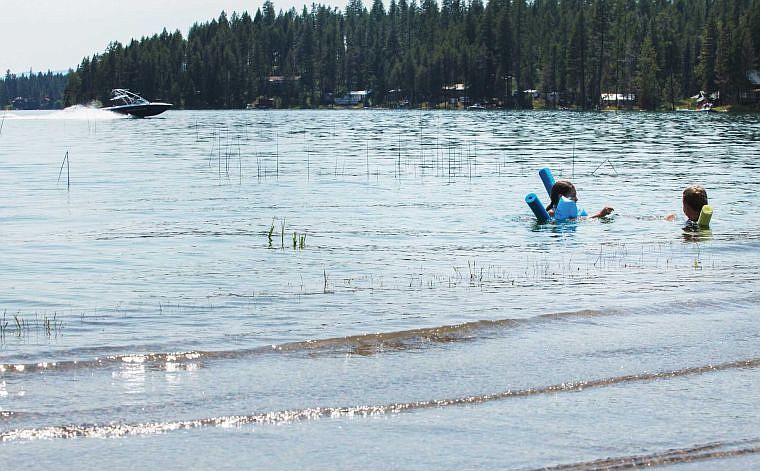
(18, 0, 760, 110)
(1, 71, 68, 109)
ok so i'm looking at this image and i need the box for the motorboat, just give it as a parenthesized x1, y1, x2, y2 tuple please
(103, 89, 173, 117)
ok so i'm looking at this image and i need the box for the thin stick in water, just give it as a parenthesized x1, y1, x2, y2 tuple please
(57, 151, 70, 190)
(572, 139, 575, 179)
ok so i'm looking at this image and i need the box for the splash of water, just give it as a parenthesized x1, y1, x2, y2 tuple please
(2, 105, 125, 120)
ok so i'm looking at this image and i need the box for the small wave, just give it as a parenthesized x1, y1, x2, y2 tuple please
(542, 438, 760, 470)
(0, 309, 610, 375)
(5, 293, 760, 376)
(1, 358, 757, 442)
(5, 289, 760, 376)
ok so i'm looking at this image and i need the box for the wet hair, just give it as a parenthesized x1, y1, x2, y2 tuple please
(683, 185, 708, 213)
(546, 179, 578, 211)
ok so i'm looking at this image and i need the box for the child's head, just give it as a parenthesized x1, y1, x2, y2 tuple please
(682, 185, 708, 221)
(548, 180, 577, 209)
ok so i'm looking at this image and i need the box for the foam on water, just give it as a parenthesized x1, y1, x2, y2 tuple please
(2, 105, 125, 120)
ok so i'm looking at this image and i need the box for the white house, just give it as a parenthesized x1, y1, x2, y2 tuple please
(334, 90, 370, 106)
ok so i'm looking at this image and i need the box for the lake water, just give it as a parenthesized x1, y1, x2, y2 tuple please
(1, 108, 758, 469)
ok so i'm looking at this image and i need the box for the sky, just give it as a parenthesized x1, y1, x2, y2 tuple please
(2, 0, 345, 75)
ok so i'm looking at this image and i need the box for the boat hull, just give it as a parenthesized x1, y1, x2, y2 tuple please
(104, 103, 173, 117)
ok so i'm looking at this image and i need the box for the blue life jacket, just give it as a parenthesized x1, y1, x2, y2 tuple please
(554, 196, 587, 220)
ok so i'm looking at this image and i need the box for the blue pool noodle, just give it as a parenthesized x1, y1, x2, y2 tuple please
(525, 193, 551, 222)
(539, 168, 555, 198)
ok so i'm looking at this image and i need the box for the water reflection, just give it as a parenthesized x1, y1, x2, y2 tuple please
(112, 362, 146, 395)
(683, 228, 713, 242)
(530, 220, 579, 234)
(164, 362, 199, 387)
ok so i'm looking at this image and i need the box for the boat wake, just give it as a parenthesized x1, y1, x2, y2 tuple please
(1, 105, 125, 120)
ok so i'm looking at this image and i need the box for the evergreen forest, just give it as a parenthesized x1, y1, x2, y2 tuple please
(3, 0, 760, 110)
(1, 71, 69, 110)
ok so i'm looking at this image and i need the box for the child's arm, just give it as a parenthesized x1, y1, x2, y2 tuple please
(664, 213, 677, 221)
(589, 207, 614, 218)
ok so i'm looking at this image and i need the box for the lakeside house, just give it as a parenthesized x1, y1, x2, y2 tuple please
(386, 89, 411, 108)
(267, 75, 301, 85)
(334, 90, 370, 106)
(740, 70, 760, 104)
(266, 75, 301, 95)
(442, 83, 468, 105)
(601, 93, 636, 108)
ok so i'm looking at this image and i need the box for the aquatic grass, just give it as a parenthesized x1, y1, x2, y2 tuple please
(42, 313, 59, 336)
(238, 137, 242, 184)
(0, 310, 7, 340)
(14, 314, 24, 335)
(0, 311, 63, 342)
(207, 130, 217, 167)
(280, 218, 286, 248)
(266, 218, 306, 250)
(217, 131, 222, 178)
(467, 260, 484, 286)
(0, 241, 716, 345)
(292, 232, 307, 250)
(267, 219, 275, 247)
(186, 114, 649, 186)
(322, 270, 334, 293)
(256, 151, 261, 180)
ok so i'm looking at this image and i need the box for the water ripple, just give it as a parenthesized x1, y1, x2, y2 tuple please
(2, 358, 756, 442)
(541, 438, 760, 470)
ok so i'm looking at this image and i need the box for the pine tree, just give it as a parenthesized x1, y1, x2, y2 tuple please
(566, 6, 587, 108)
(714, 22, 733, 103)
(636, 33, 660, 110)
(695, 18, 717, 93)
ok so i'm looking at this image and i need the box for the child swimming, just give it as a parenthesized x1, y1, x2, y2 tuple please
(545, 179, 614, 219)
(665, 185, 708, 223)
